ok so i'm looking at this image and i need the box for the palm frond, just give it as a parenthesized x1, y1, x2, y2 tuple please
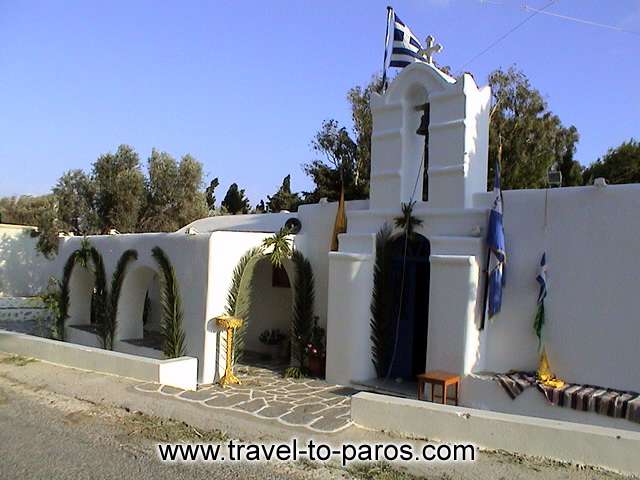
(261, 227, 292, 268)
(225, 247, 264, 365)
(88, 246, 109, 349)
(56, 250, 80, 340)
(105, 249, 138, 350)
(370, 223, 394, 377)
(291, 250, 315, 368)
(394, 201, 423, 239)
(152, 246, 186, 358)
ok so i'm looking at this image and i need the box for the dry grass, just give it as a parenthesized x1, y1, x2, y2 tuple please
(0, 355, 36, 367)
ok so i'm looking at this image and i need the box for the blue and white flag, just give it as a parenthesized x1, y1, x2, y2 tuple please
(389, 12, 426, 68)
(382, 8, 427, 87)
(533, 252, 547, 349)
(487, 162, 506, 319)
(536, 253, 547, 304)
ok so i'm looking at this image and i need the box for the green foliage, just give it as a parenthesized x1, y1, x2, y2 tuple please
(140, 150, 208, 232)
(261, 227, 292, 269)
(582, 139, 640, 185)
(152, 246, 186, 358)
(303, 75, 382, 203)
(0, 194, 53, 226)
(39, 277, 64, 339)
(221, 183, 251, 214)
(55, 251, 79, 340)
(488, 66, 580, 190)
(225, 247, 264, 364)
(92, 145, 146, 233)
(53, 169, 97, 234)
(370, 224, 394, 378)
(34, 201, 60, 258)
(290, 250, 315, 369)
(283, 366, 307, 379)
(88, 246, 109, 349)
(205, 177, 220, 212)
(105, 249, 138, 350)
(266, 175, 301, 212)
(394, 202, 422, 239)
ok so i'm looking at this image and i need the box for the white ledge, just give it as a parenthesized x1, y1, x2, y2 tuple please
(329, 252, 372, 262)
(429, 254, 475, 266)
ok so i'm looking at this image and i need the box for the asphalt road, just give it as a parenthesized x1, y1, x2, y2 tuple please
(0, 381, 325, 480)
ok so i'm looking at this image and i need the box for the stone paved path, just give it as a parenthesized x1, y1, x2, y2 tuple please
(134, 362, 356, 433)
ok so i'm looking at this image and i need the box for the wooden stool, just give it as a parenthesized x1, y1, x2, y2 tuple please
(417, 371, 460, 405)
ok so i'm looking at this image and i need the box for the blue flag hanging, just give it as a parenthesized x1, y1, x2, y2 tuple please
(487, 162, 506, 318)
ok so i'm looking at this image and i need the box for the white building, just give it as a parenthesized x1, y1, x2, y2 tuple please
(5, 61, 640, 433)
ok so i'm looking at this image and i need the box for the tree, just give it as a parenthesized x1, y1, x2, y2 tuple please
(266, 175, 301, 212)
(92, 145, 145, 233)
(141, 149, 180, 232)
(205, 177, 220, 212)
(221, 183, 250, 214)
(303, 76, 382, 203)
(488, 67, 580, 190)
(141, 150, 208, 231)
(0, 195, 52, 226)
(303, 119, 361, 203)
(582, 139, 640, 185)
(53, 169, 97, 234)
(254, 200, 266, 214)
(175, 154, 208, 227)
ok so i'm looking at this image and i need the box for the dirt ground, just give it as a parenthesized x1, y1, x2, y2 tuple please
(0, 354, 635, 480)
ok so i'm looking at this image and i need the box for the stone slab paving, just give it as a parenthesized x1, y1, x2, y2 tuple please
(134, 362, 356, 433)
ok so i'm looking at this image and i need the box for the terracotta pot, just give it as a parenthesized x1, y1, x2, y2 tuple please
(308, 354, 326, 378)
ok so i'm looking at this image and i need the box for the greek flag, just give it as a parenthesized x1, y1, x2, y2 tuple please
(536, 253, 547, 304)
(381, 8, 427, 87)
(389, 12, 426, 68)
(533, 253, 547, 349)
(487, 162, 506, 318)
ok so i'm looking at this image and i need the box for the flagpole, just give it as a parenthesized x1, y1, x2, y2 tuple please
(381, 6, 393, 92)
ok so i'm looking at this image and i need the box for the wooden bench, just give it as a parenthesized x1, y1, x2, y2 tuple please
(417, 370, 460, 405)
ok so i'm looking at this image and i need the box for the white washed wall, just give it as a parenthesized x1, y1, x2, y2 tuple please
(476, 184, 640, 392)
(0, 224, 54, 296)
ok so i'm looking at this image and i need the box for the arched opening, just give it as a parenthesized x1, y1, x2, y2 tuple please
(386, 233, 431, 380)
(67, 265, 96, 328)
(404, 84, 430, 204)
(116, 265, 162, 352)
(242, 256, 294, 364)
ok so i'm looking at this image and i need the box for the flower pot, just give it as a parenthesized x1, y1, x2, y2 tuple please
(308, 354, 325, 378)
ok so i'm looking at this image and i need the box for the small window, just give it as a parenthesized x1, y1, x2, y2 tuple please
(272, 264, 291, 288)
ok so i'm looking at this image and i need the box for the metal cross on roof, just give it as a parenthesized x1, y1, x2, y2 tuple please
(419, 35, 443, 64)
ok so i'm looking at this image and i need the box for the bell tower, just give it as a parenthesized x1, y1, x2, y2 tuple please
(369, 63, 491, 209)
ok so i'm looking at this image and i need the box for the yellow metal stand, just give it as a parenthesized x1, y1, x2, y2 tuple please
(216, 315, 243, 388)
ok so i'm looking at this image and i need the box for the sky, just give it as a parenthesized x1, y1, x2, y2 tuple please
(1, 0, 639, 204)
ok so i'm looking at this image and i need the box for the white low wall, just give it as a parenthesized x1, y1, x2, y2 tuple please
(0, 330, 197, 390)
(352, 392, 640, 475)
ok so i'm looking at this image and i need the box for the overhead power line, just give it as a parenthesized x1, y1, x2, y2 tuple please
(523, 4, 640, 37)
(461, 0, 558, 69)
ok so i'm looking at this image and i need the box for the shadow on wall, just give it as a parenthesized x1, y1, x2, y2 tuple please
(0, 229, 53, 297)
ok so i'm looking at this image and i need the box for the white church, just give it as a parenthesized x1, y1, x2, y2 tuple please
(2, 58, 640, 435)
